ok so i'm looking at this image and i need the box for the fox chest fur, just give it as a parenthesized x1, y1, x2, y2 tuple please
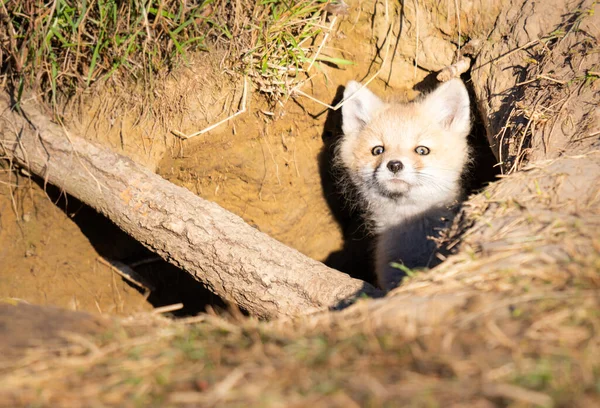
(337, 79, 471, 290)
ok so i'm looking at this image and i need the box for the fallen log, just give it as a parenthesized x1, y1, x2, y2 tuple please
(0, 94, 381, 319)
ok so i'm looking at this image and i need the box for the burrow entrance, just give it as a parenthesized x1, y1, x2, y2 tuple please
(0, 73, 498, 318)
(0, 2, 504, 316)
(157, 69, 499, 294)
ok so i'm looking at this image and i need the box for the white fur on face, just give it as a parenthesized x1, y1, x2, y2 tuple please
(338, 79, 471, 232)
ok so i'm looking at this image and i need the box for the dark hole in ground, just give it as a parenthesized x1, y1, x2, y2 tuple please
(33, 180, 226, 317)
(460, 73, 502, 192)
(320, 72, 499, 286)
(319, 85, 377, 285)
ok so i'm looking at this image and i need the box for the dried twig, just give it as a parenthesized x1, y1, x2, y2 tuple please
(436, 56, 471, 82)
(151, 303, 184, 314)
(516, 74, 566, 86)
(97, 257, 155, 292)
(307, 16, 338, 73)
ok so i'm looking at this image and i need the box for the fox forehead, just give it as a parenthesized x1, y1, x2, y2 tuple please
(362, 104, 442, 148)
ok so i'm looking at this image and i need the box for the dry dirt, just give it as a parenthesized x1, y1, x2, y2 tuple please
(0, 170, 152, 315)
(0, 0, 599, 405)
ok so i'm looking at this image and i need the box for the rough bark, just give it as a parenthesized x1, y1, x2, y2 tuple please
(0, 94, 381, 319)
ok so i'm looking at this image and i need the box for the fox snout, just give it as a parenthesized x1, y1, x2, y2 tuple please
(386, 160, 403, 174)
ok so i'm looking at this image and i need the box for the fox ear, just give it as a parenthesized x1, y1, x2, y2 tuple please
(421, 79, 471, 135)
(341, 81, 384, 136)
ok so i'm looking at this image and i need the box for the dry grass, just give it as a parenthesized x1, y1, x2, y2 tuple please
(0, 0, 346, 110)
(1, 286, 599, 407)
(493, 3, 599, 174)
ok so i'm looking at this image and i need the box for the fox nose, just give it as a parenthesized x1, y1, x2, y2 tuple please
(387, 160, 404, 173)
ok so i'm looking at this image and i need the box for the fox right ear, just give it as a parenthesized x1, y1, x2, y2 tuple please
(341, 81, 384, 136)
(421, 79, 471, 136)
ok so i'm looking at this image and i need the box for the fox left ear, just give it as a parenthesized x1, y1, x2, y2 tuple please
(341, 81, 384, 137)
(421, 79, 471, 136)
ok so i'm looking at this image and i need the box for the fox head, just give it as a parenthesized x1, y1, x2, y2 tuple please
(337, 79, 471, 227)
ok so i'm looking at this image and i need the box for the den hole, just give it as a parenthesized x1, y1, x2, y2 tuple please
(56, 71, 499, 303)
(33, 180, 227, 317)
(3, 74, 500, 315)
(320, 71, 499, 286)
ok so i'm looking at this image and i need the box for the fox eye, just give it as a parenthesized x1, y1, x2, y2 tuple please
(371, 145, 385, 156)
(415, 146, 430, 155)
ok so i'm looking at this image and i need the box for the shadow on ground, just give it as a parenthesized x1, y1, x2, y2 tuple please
(38, 182, 225, 317)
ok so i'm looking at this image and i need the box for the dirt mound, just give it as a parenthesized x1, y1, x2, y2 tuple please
(0, 0, 599, 405)
(0, 301, 110, 361)
(472, 0, 600, 171)
(1, 283, 599, 407)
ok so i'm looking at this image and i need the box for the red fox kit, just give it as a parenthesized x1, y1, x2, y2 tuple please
(337, 79, 471, 290)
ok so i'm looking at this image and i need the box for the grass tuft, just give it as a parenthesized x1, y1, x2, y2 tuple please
(0, 0, 346, 108)
(1, 0, 216, 106)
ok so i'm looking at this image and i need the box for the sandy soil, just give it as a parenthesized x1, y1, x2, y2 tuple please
(0, 169, 151, 315)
